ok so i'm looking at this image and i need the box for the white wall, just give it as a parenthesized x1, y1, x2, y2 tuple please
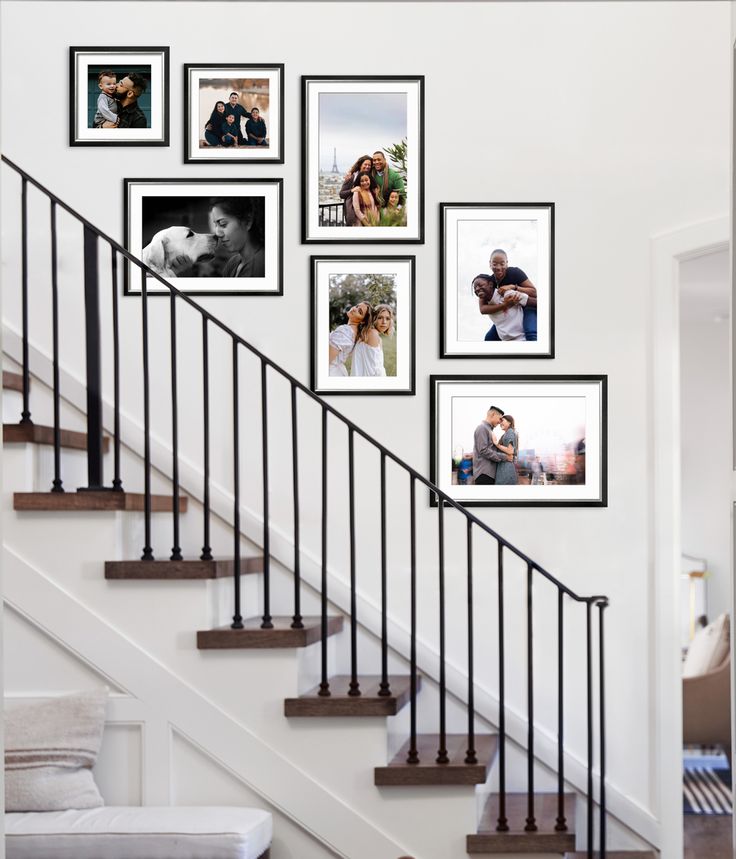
(0, 1, 731, 854)
(680, 250, 731, 622)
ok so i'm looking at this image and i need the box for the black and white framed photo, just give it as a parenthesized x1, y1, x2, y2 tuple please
(184, 64, 284, 163)
(302, 76, 424, 244)
(70, 46, 169, 146)
(430, 375, 607, 507)
(440, 203, 554, 358)
(124, 178, 283, 296)
(311, 256, 415, 395)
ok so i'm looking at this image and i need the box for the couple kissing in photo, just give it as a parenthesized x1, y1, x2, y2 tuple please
(473, 405, 519, 486)
(339, 151, 405, 227)
(329, 301, 394, 377)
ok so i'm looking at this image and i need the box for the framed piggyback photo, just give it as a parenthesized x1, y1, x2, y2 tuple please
(311, 256, 415, 395)
(302, 76, 424, 243)
(430, 375, 607, 507)
(124, 178, 283, 296)
(69, 46, 169, 146)
(184, 64, 284, 163)
(440, 203, 554, 358)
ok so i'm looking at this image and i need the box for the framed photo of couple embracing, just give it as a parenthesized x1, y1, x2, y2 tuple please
(301, 76, 424, 244)
(429, 375, 607, 507)
(440, 203, 555, 359)
(311, 256, 416, 395)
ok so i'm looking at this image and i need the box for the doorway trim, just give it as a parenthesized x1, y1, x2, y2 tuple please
(650, 216, 729, 859)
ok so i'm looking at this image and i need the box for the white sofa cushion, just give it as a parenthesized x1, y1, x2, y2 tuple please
(5, 806, 273, 859)
(683, 612, 730, 678)
(5, 689, 107, 812)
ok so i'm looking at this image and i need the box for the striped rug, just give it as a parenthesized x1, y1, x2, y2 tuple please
(683, 765, 732, 815)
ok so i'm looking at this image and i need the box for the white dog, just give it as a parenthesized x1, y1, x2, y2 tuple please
(142, 226, 218, 277)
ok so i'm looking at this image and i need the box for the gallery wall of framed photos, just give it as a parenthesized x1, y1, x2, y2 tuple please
(4, 2, 727, 522)
(65, 38, 597, 506)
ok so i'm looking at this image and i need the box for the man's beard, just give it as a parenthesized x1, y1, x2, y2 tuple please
(113, 90, 127, 101)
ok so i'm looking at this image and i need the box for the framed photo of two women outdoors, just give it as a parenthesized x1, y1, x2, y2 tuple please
(301, 76, 424, 244)
(440, 203, 555, 359)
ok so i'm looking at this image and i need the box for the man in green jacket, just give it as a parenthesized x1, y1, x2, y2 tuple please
(371, 150, 405, 207)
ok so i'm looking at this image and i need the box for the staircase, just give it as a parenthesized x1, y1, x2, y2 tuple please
(1, 157, 653, 858)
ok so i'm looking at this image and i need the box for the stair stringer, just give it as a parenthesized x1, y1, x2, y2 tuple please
(2, 324, 661, 850)
(2, 544, 417, 859)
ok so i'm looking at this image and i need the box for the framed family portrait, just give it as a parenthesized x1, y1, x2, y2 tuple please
(311, 256, 416, 395)
(440, 203, 554, 358)
(301, 76, 424, 244)
(184, 63, 284, 163)
(124, 178, 283, 296)
(69, 46, 169, 146)
(429, 375, 607, 507)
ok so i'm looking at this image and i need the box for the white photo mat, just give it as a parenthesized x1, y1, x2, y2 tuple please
(313, 257, 414, 393)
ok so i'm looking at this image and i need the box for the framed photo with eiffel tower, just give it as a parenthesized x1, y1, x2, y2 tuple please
(301, 76, 425, 244)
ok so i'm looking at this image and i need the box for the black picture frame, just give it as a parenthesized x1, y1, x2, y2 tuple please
(301, 75, 425, 244)
(123, 177, 284, 297)
(183, 63, 285, 164)
(439, 202, 555, 359)
(429, 374, 607, 507)
(69, 46, 170, 146)
(311, 255, 416, 395)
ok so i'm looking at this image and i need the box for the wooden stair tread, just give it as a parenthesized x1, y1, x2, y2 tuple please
(3, 371, 24, 392)
(4, 422, 110, 452)
(105, 557, 263, 579)
(14, 491, 187, 512)
(198, 616, 344, 649)
(467, 792, 576, 853)
(285, 675, 421, 717)
(375, 734, 497, 786)
(565, 854, 657, 858)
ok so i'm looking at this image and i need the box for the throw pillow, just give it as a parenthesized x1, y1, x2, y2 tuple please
(683, 612, 730, 678)
(5, 687, 108, 812)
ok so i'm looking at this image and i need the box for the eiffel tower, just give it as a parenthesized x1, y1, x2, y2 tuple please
(331, 148, 339, 173)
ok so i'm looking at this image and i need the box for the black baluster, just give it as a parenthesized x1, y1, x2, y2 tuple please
(556, 588, 567, 832)
(407, 476, 419, 765)
(200, 317, 212, 560)
(110, 246, 122, 491)
(169, 291, 182, 561)
(436, 498, 448, 764)
(348, 428, 360, 696)
(82, 227, 104, 490)
(20, 177, 31, 425)
(231, 339, 243, 629)
(496, 542, 509, 831)
(465, 520, 477, 764)
(260, 361, 273, 629)
(49, 202, 63, 492)
(586, 600, 593, 859)
(318, 408, 330, 696)
(598, 600, 607, 859)
(290, 382, 303, 629)
(525, 563, 537, 832)
(378, 452, 390, 697)
(140, 268, 153, 560)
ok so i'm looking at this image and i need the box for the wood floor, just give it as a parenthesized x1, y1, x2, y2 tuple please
(684, 813, 733, 858)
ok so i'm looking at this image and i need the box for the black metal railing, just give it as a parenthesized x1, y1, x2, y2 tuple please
(318, 201, 346, 226)
(2, 155, 608, 857)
